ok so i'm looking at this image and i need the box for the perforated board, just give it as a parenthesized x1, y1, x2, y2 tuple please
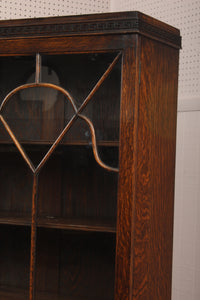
(0, 0, 110, 19)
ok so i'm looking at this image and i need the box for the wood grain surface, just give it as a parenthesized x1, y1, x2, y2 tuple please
(132, 38, 179, 300)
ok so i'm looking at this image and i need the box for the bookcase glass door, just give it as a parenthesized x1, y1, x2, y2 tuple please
(0, 51, 121, 300)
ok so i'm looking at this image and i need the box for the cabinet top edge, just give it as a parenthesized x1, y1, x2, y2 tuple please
(0, 11, 181, 49)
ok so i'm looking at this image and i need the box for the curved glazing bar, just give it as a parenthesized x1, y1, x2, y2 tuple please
(0, 52, 121, 174)
(0, 82, 77, 113)
(78, 114, 119, 173)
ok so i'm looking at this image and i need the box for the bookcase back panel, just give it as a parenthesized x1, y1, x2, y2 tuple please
(0, 152, 32, 215)
(38, 146, 118, 225)
(0, 225, 30, 294)
(35, 229, 116, 300)
(0, 56, 36, 102)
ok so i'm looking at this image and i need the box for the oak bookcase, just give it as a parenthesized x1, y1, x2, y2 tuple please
(0, 12, 181, 300)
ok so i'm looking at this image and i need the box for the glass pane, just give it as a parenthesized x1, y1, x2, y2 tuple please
(0, 51, 121, 300)
(35, 229, 115, 300)
(0, 56, 35, 142)
(34, 51, 121, 300)
(0, 56, 35, 100)
(1, 85, 74, 167)
(0, 151, 32, 218)
(41, 53, 118, 106)
(37, 145, 118, 228)
(82, 57, 121, 142)
(41, 53, 121, 152)
(0, 56, 33, 298)
(0, 225, 30, 300)
(80, 56, 121, 169)
(0, 142, 31, 299)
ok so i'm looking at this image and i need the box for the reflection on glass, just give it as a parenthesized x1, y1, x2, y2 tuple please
(2, 85, 74, 139)
(21, 66, 60, 112)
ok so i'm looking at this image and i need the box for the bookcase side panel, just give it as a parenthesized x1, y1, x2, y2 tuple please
(115, 35, 140, 300)
(132, 37, 179, 300)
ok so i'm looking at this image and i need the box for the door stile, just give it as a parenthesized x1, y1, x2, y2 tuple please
(115, 35, 141, 300)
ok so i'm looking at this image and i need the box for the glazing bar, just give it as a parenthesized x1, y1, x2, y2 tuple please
(35, 53, 41, 84)
(29, 174, 38, 300)
(79, 114, 119, 172)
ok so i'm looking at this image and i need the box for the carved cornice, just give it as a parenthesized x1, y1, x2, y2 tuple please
(0, 19, 139, 36)
(0, 12, 181, 48)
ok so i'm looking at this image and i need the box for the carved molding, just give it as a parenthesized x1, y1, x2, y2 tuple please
(0, 17, 181, 48)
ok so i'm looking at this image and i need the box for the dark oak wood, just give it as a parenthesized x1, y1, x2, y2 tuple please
(0, 152, 32, 214)
(37, 216, 116, 233)
(35, 229, 115, 300)
(0, 11, 181, 300)
(115, 39, 140, 300)
(0, 288, 112, 300)
(0, 287, 28, 300)
(132, 37, 179, 300)
(0, 140, 119, 146)
(0, 212, 31, 226)
(0, 12, 181, 48)
(0, 226, 30, 292)
(0, 35, 133, 55)
(30, 175, 38, 300)
(0, 214, 116, 232)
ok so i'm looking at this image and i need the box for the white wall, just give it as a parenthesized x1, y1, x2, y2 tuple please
(0, 1, 199, 300)
(173, 111, 200, 300)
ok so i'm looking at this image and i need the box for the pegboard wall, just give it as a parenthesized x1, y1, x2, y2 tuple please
(0, 0, 110, 18)
(111, 0, 200, 105)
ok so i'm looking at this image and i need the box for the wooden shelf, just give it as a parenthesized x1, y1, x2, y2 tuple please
(36, 291, 113, 300)
(0, 213, 31, 226)
(0, 214, 116, 233)
(0, 287, 113, 300)
(0, 287, 28, 300)
(37, 216, 116, 233)
(0, 140, 119, 148)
